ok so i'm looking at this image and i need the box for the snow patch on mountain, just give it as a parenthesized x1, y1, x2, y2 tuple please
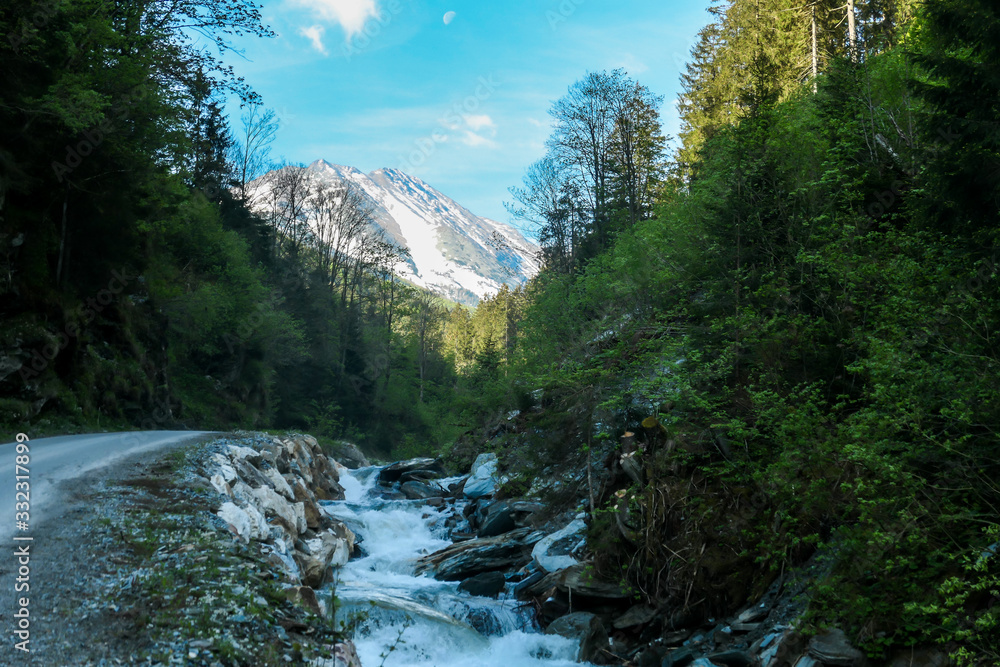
(263, 160, 540, 305)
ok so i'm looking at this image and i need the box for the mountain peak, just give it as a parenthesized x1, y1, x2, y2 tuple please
(258, 161, 540, 305)
(369, 167, 405, 178)
(311, 160, 365, 178)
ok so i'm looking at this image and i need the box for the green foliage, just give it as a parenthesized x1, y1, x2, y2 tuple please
(479, 2, 1000, 660)
(911, 525, 1000, 665)
(0, 0, 466, 460)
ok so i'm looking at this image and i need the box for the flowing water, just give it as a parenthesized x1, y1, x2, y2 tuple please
(320, 466, 595, 667)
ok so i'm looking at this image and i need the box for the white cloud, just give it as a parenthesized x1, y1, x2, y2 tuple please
(527, 117, 543, 128)
(461, 131, 498, 149)
(291, 0, 379, 38)
(299, 24, 328, 54)
(613, 52, 649, 75)
(464, 114, 496, 133)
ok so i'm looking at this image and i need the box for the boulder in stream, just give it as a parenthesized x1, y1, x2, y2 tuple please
(379, 458, 446, 485)
(415, 527, 544, 580)
(532, 517, 587, 572)
(544, 612, 609, 664)
(478, 500, 517, 538)
(458, 571, 507, 598)
(400, 480, 447, 500)
(464, 453, 500, 499)
(328, 441, 370, 469)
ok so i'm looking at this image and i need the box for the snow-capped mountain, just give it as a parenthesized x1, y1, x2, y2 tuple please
(254, 160, 540, 305)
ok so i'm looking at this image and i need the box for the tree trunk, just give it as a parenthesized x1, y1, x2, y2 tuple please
(847, 0, 857, 60)
(812, 5, 819, 92)
(56, 196, 68, 287)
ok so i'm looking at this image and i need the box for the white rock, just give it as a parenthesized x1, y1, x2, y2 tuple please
(212, 454, 239, 484)
(252, 485, 302, 535)
(471, 452, 496, 471)
(217, 502, 253, 542)
(231, 480, 259, 510)
(287, 438, 314, 467)
(228, 444, 261, 461)
(210, 474, 232, 497)
(305, 530, 353, 569)
(263, 466, 295, 500)
(464, 453, 499, 499)
(293, 501, 307, 534)
(243, 502, 271, 540)
(532, 518, 588, 573)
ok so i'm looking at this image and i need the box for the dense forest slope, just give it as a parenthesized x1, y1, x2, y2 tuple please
(1, 0, 999, 662)
(462, 0, 1000, 663)
(0, 0, 497, 453)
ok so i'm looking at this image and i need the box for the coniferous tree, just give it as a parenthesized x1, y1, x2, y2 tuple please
(911, 0, 1000, 250)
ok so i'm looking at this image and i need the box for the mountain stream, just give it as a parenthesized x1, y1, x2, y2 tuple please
(319, 466, 596, 667)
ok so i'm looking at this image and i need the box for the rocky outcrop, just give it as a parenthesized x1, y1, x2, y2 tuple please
(210, 433, 355, 600)
(344, 443, 952, 667)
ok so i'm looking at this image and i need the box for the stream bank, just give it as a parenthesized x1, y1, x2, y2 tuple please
(6, 431, 952, 667)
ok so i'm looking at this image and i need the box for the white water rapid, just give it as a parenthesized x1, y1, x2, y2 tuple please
(320, 466, 596, 667)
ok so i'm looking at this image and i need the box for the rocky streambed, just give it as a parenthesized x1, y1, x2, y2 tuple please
(202, 435, 896, 667)
(30, 432, 947, 667)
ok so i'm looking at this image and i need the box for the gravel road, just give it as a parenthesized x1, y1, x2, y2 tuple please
(0, 430, 217, 664)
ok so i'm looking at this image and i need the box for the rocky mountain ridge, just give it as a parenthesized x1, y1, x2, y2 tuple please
(253, 161, 541, 305)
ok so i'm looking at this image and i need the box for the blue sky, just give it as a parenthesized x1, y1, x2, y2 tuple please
(220, 0, 713, 233)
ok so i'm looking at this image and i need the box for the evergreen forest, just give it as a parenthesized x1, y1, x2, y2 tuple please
(1, 0, 999, 661)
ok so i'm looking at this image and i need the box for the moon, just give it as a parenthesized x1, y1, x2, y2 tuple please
(443, 11, 456, 25)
